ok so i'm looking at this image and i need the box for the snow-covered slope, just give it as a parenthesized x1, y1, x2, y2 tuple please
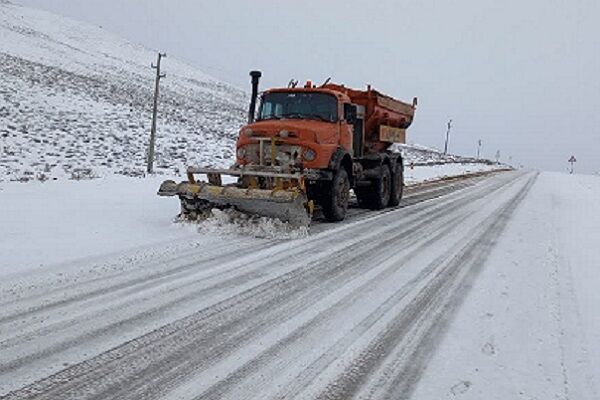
(0, 2, 497, 183)
(392, 143, 484, 165)
(0, 2, 246, 181)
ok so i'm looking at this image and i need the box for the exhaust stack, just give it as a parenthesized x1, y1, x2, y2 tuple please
(248, 70, 262, 124)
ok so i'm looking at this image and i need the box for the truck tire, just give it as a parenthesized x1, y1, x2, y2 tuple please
(388, 162, 404, 207)
(322, 168, 350, 222)
(356, 165, 391, 210)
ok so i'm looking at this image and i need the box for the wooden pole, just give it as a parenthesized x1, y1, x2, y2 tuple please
(147, 52, 166, 174)
(443, 119, 452, 154)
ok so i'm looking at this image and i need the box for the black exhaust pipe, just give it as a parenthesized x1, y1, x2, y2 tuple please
(248, 70, 262, 124)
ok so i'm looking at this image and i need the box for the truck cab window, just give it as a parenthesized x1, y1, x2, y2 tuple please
(259, 92, 337, 122)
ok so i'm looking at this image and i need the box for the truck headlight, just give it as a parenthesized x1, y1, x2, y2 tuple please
(303, 148, 316, 161)
(237, 147, 247, 159)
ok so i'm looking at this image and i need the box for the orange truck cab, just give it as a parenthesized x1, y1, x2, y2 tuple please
(235, 71, 417, 221)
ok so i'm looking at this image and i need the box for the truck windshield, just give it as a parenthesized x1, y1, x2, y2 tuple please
(258, 92, 338, 123)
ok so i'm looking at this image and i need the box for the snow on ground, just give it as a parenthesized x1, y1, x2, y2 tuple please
(392, 142, 480, 164)
(0, 174, 199, 277)
(411, 172, 600, 400)
(196, 209, 309, 240)
(1, 170, 598, 398)
(0, 163, 503, 277)
(404, 162, 505, 184)
(0, 170, 529, 397)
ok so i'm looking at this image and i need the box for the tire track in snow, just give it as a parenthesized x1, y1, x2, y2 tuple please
(4, 179, 491, 399)
(1, 171, 484, 320)
(348, 172, 538, 400)
(311, 171, 498, 234)
(183, 175, 524, 400)
(0, 238, 277, 322)
(1, 171, 527, 399)
(0, 172, 510, 358)
(188, 172, 535, 400)
(0, 184, 476, 372)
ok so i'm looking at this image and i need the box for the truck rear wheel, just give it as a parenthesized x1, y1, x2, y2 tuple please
(388, 162, 404, 207)
(356, 165, 391, 210)
(322, 168, 350, 222)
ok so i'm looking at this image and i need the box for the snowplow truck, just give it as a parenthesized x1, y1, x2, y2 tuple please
(158, 71, 417, 225)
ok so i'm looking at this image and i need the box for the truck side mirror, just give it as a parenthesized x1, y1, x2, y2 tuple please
(344, 103, 357, 124)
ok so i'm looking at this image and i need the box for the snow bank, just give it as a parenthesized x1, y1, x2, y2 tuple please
(392, 142, 479, 164)
(0, 175, 199, 276)
(195, 209, 308, 240)
(404, 162, 506, 185)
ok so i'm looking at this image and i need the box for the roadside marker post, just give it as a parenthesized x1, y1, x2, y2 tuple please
(568, 155, 577, 174)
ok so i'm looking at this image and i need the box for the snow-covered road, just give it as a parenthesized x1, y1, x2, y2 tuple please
(1, 170, 598, 399)
(411, 172, 600, 400)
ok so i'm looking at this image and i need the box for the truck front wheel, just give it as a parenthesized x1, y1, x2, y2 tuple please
(322, 168, 350, 222)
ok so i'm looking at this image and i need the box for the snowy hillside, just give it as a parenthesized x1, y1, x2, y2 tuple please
(0, 2, 246, 181)
(0, 2, 497, 183)
(392, 143, 485, 165)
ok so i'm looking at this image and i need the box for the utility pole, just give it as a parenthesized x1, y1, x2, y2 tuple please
(495, 150, 500, 164)
(147, 52, 167, 174)
(476, 139, 482, 160)
(444, 119, 452, 154)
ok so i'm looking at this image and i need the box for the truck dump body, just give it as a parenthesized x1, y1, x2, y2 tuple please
(323, 84, 416, 153)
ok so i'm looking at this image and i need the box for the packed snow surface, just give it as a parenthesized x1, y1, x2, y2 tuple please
(0, 175, 199, 276)
(0, 164, 503, 276)
(412, 172, 600, 399)
(1, 171, 598, 399)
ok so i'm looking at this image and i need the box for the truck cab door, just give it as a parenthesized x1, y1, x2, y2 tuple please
(352, 105, 365, 158)
(344, 103, 364, 158)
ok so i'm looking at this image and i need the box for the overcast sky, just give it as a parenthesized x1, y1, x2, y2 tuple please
(18, 0, 600, 173)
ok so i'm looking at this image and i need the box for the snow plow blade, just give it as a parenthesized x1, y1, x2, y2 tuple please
(158, 168, 312, 226)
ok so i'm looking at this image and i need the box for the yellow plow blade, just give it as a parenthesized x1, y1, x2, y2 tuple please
(159, 180, 312, 226)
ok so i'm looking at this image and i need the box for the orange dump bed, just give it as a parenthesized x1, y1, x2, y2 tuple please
(324, 83, 416, 147)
